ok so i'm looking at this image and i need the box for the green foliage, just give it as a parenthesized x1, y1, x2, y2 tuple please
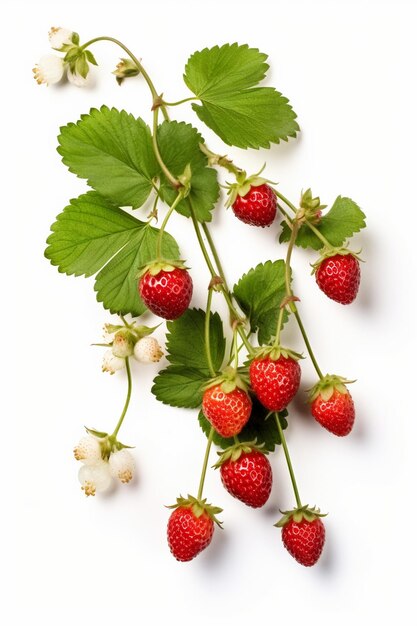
(152, 309, 226, 408)
(233, 260, 289, 345)
(184, 43, 299, 149)
(44, 192, 179, 316)
(279, 196, 366, 250)
(58, 106, 159, 209)
(157, 121, 219, 222)
(199, 399, 288, 452)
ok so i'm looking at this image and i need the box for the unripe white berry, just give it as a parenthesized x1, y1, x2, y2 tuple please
(133, 337, 163, 364)
(48, 26, 73, 50)
(73, 436, 102, 465)
(78, 462, 112, 496)
(67, 67, 90, 87)
(33, 55, 64, 85)
(102, 350, 125, 374)
(109, 449, 135, 484)
(112, 332, 134, 358)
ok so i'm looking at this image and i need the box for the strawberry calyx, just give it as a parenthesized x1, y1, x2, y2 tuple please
(308, 374, 356, 402)
(311, 247, 363, 273)
(224, 164, 277, 208)
(213, 439, 266, 469)
(136, 258, 189, 279)
(203, 366, 249, 394)
(297, 188, 327, 225)
(274, 504, 327, 528)
(167, 494, 223, 527)
(252, 345, 303, 362)
(84, 427, 134, 459)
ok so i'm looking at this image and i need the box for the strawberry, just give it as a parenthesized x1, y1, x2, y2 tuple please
(232, 183, 277, 227)
(309, 376, 355, 436)
(167, 496, 222, 562)
(276, 506, 326, 567)
(218, 447, 273, 508)
(139, 266, 192, 320)
(315, 252, 360, 304)
(249, 350, 301, 411)
(202, 385, 252, 438)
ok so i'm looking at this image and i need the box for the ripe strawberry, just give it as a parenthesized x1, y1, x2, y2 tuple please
(311, 387, 355, 436)
(249, 353, 301, 411)
(139, 267, 192, 320)
(232, 183, 277, 227)
(219, 450, 273, 508)
(202, 385, 252, 438)
(315, 253, 360, 304)
(281, 517, 325, 567)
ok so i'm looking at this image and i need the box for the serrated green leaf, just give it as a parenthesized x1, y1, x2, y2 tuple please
(199, 399, 288, 451)
(45, 192, 179, 316)
(279, 196, 366, 250)
(152, 309, 226, 408)
(57, 106, 159, 209)
(157, 121, 219, 222)
(233, 260, 289, 345)
(151, 366, 207, 408)
(184, 43, 299, 149)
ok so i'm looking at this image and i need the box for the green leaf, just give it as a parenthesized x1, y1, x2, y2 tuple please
(152, 308, 226, 408)
(45, 192, 179, 316)
(157, 121, 219, 222)
(199, 399, 288, 451)
(279, 196, 366, 250)
(233, 260, 288, 345)
(184, 43, 299, 149)
(57, 106, 159, 209)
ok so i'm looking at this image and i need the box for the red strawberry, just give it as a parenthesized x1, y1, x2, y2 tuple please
(202, 385, 252, 438)
(139, 267, 192, 320)
(282, 517, 325, 567)
(219, 450, 272, 508)
(249, 354, 301, 411)
(315, 253, 360, 304)
(311, 387, 355, 436)
(232, 184, 277, 227)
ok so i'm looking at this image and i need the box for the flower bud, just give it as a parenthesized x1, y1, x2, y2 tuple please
(112, 58, 140, 85)
(133, 337, 163, 364)
(48, 26, 74, 50)
(78, 461, 112, 496)
(73, 436, 102, 465)
(33, 55, 64, 85)
(112, 330, 134, 358)
(109, 449, 135, 484)
(102, 349, 125, 374)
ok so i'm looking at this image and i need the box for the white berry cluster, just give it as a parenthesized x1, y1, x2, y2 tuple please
(33, 27, 95, 87)
(74, 435, 136, 497)
(101, 322, 163, 374)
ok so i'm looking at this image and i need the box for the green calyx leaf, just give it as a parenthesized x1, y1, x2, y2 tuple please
(167, 495, 223, 527)
(58, 106, 159, 209)
(233, 260, 289, 345)
(252, 345, 304, 362)
(224, 165, 276, 208)
(152, 309, 225, 408)
(274, 505, 327, 528)
(311, 247, 363, 273)
(45, 192, 179, 316)
(85, 426, 108, 439)
(199, 399, 288, 452)
(213, 440, 265, 468)
(136, 259, 188, 279)
(157, 121, 219, 222)
(308, 374, 355, 402)
(184, 43, 299, 149)
(202, 366, 248, 394)
(280, 196, 366, 250)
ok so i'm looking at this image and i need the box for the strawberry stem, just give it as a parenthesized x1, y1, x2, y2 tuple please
(292, 309, 324, 379)
(155, 191, 184, 258)
(205, 288, 216, 378)
(273, 188, 331, 249)
(274, 412, 302, 508)
(110, 358, 132, 440)
(197, 427, 214, 500)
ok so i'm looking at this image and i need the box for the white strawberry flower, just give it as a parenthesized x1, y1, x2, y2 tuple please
(73, 436, 102, 465)
(102, 349, 125, 374)
(112, 332, 134, 358)
(67, 67, 90, 87)
(133, 337, 163, 363)
(109, 449, 135, 484)
(78, 461, 112, 496)
(33, 54, 65, 85)
(48, 26, 73, 50)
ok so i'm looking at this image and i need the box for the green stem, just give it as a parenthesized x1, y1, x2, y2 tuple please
(197, 427, 214, 500)
(304, 220, 332, 248)
(205, 288, 216, 378)
(199, 144, 243, 176)
(274, 412, 302, 508)
(293, 309, 324, 379)
(274, 189, 331, 248)
(232, 326, 239, 370)
(156, 191, 184, 258)
(162, 97, 199, 106)
(202, 223, 228, 285)
(152, 108, 180, 189)
(285, 220, 299, 299)
(111, 358, 132, 439)
(273, 307, 285, 348)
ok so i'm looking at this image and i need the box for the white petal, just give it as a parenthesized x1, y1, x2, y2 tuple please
(102, 350, 125, 374)
(133, 337, 163, 363)
(33, 55, 64, 85)
(48, 27, 73, 50)
(73, 436, 102, 465)
(78, 462, 112, 496)
(109, 450, 135, 484)
(67, 68, 90, 88)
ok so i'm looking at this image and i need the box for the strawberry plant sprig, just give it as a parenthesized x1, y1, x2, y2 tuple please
(36, 26, 367, 567)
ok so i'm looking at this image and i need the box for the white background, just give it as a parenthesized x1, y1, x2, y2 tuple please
(4, 0, 417, 623)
